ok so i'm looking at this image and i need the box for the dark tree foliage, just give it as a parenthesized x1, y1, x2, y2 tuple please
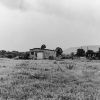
(0, 50, 6, 55)
(86, 50, 95, 59)
(55, 47, 63, 57)
(96, 48, 100, 59)
(70, 52, 75, 59)
(95, 52, 100, 60)
(41, 44, 46, 50)
(23, 52, 30, 59)
(76, 48, 85, 57)
(7, 54, 13, 59)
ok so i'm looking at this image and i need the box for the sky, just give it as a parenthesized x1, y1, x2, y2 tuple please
(0, 0, 100, 51)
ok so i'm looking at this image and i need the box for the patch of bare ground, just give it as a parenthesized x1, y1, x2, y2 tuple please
(0, 59, 99, 99)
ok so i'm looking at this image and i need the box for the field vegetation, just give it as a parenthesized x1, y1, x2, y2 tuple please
(0, 58, 99, 100)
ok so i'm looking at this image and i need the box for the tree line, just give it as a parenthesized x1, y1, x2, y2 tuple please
(0, 50, 29, 59)
(1, 44, 100, 60)
(71, 48, 100, 60)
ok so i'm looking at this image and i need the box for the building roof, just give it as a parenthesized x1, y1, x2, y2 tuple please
(30, 48, 55, 51)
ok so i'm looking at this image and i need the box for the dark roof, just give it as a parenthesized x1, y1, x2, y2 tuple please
(30, 48, 55, 51)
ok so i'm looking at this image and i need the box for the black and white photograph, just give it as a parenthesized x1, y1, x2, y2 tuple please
(0, 0, 100, 100)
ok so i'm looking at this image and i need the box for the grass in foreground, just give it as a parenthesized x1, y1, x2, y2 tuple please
(0, 59, 99, 100)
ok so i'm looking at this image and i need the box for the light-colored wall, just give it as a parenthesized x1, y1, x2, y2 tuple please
(44, 50, 56, 59)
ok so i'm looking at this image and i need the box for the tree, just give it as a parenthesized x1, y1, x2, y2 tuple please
(86, 50, 94, 59)
(24, 52, 30, 59)
(76, 48, 85, 57)
(55, 47, 63, 57)
(41, 44, 46, 50)
(70, 52, 75, 59)
(96, 48, 100, 59)
(0, 50, 6, 55)
(7, 54, 13, 59)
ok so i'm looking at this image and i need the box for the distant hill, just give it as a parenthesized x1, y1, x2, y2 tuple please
(64, 45, 100, 54)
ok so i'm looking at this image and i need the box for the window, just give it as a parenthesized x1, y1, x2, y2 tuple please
(31, 52, 34, 55)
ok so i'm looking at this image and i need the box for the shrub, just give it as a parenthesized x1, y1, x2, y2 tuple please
(49, 56, 54, 60)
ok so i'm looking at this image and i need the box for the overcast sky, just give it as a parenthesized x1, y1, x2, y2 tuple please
(0, 0, 100, 51)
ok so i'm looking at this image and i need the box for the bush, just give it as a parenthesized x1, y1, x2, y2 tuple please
(49, 56, 54, 60)
(7, 54, 13, 59)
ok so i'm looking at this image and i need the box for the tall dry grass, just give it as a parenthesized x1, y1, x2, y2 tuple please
(0, 59, 99, 100)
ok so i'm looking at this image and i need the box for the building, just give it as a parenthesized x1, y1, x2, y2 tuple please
(29, 48, 56, 60)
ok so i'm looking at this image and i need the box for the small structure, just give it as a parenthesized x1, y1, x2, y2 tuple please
(29, 48, 56, 60)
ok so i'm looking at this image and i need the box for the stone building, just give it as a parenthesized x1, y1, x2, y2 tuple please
(29, 48, 56, 60)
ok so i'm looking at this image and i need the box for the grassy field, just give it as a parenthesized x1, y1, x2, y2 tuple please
(0, 58, 100, 100)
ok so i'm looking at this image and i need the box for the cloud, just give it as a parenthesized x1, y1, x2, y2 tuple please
(0, 0, 99, 50)
(0, 0, 29, 10)
(0, 0, 99, 23)
(35, 0, 96, 22)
